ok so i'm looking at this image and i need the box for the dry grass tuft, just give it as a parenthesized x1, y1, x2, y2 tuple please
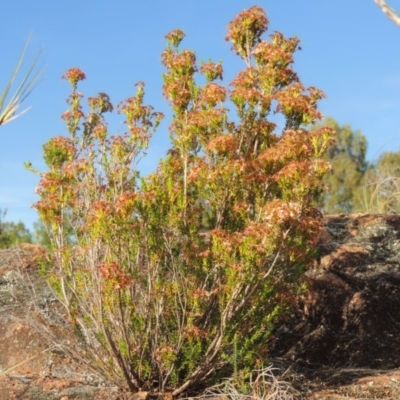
(195, 366, 299, 400)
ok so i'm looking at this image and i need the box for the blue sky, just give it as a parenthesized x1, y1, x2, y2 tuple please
(1, 0, 400, 229)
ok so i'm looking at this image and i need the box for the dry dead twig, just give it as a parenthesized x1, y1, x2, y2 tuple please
(375, 0, 400, 27)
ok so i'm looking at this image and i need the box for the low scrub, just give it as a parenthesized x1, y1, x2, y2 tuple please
(27, 6, 333, 397)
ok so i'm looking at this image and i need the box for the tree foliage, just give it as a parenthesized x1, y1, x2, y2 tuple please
(0, 209, 32, 249)
(27, 6, 333, 396)
(32, 219, 53, 249)
(317, 118, 368, 214)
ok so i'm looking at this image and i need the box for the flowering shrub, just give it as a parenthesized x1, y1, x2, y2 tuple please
(28, 6, 333, 396)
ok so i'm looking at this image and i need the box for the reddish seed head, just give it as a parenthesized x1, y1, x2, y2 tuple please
(165, 29, 186, 48)
(62, 68, 86, 90)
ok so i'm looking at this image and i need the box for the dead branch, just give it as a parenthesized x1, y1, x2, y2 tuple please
(375, 0, 400, 26)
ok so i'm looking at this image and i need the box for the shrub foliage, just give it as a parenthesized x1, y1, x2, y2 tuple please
(28, 6, 333, 396)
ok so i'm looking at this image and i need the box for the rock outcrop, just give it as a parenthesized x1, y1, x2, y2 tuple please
(270, 214, 400, 371)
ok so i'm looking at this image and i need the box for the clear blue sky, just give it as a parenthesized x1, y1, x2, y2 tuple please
(1, 0, 400, 229)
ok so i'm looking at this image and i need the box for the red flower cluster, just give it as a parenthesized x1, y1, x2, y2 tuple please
(62, 67, 86, 90)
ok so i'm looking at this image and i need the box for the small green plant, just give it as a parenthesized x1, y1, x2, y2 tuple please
(27, 6, 333, 396)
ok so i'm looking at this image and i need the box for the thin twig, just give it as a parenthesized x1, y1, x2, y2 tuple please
(374, 0, 400, 26)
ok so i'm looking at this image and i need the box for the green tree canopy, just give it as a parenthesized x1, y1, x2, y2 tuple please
(32, 219, 52, 249)
(0, 209, 32, 249)
(317, 118, 368, 214)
